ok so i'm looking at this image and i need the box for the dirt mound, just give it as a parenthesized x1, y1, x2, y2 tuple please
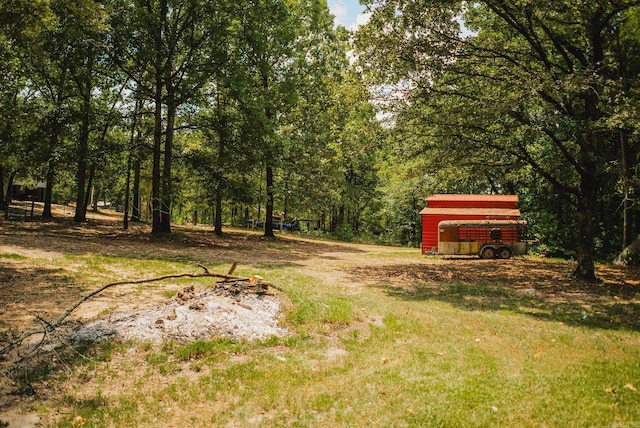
(73, 284, 288, 344)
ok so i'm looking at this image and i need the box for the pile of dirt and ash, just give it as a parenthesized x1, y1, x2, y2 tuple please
(72, 281, 288, 344)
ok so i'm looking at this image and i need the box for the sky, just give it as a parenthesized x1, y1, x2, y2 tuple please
(327, 0, 370, 30)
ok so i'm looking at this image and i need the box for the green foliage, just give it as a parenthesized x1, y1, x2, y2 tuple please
(333, 223, 354, 241)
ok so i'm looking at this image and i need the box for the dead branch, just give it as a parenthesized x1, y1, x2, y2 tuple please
(196, 263, 210, 274)
(0, 262, 267, 368)
(227, 260, 238, 276)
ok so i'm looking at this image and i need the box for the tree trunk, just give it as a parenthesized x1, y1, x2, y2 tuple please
(151, 78, 163, 233)
(573, 208, 596, 280)
(214, 112, 226, 236)
(73, 49, 93, 223)
(570, 17, 606, 281)
(621, 132, 632, 250)
(322, 210, 326, 232)
(124, 153, 131, 230)
(0, 165, 5, 211)
(7, 172, 14, 203)
(131, 157, 141, 222)
(572, 129, 598, 281)
(123, 99, 140, 231)
(264, 165, 275, 238)
(73, 149, 88, 222)
(43, 110, 61, 220)
(92, 187, 100, 213)
(4, 172, 15, 220)
(84, 164, 95, 212)
(151, 0, 167, 234)
(214, 189, 223, 236)
(614, 232, 640, 265)
(160, 80, 175, 233)
(42, 160, 55, 219)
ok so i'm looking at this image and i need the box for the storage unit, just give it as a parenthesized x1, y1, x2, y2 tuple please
(420, 194, 521, 254)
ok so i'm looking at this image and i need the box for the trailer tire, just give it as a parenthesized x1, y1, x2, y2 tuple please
(481, 247, 495, 259)
(498, 247, 512, 259)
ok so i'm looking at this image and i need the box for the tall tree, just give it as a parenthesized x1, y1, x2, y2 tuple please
(238, 0, 301, 238)
(24, 0, 79, 219)
(192, 76, 253, 236)
(330, 71, 382, 234)
(68, 0, 111, 222)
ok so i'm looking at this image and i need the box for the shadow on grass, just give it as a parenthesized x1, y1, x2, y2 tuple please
(0, 264, 83, 332)
(354, 259, 640, 332)
(0, 218, 366, 267)
(0, 337, 118, 403)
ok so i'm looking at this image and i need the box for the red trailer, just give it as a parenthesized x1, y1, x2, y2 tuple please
(420, 194, 522, 254)
(438, 219, 528, 259)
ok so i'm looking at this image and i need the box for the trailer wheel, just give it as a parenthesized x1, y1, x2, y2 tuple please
(498, 247, 512, 259)
(481, 247, 495, 259)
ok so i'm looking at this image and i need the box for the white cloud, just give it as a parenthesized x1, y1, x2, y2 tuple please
(329, 0, 371, 30)
(349, 11, 371, 32)
(355, 11, 371, 28)
(333, 4, 348, 18)
(328, 1, 350, 27)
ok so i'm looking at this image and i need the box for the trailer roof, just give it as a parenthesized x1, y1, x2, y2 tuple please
(426, 194, 519, 202)
(419, 207, 521, 216)
(437, 219, 527, 227)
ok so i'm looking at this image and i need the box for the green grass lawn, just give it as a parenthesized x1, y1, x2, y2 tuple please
(51, 293, 640, 427)
(1, 225, 639, 427)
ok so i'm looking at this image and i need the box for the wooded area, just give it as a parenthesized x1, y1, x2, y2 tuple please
(1, 0, 639, 280)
